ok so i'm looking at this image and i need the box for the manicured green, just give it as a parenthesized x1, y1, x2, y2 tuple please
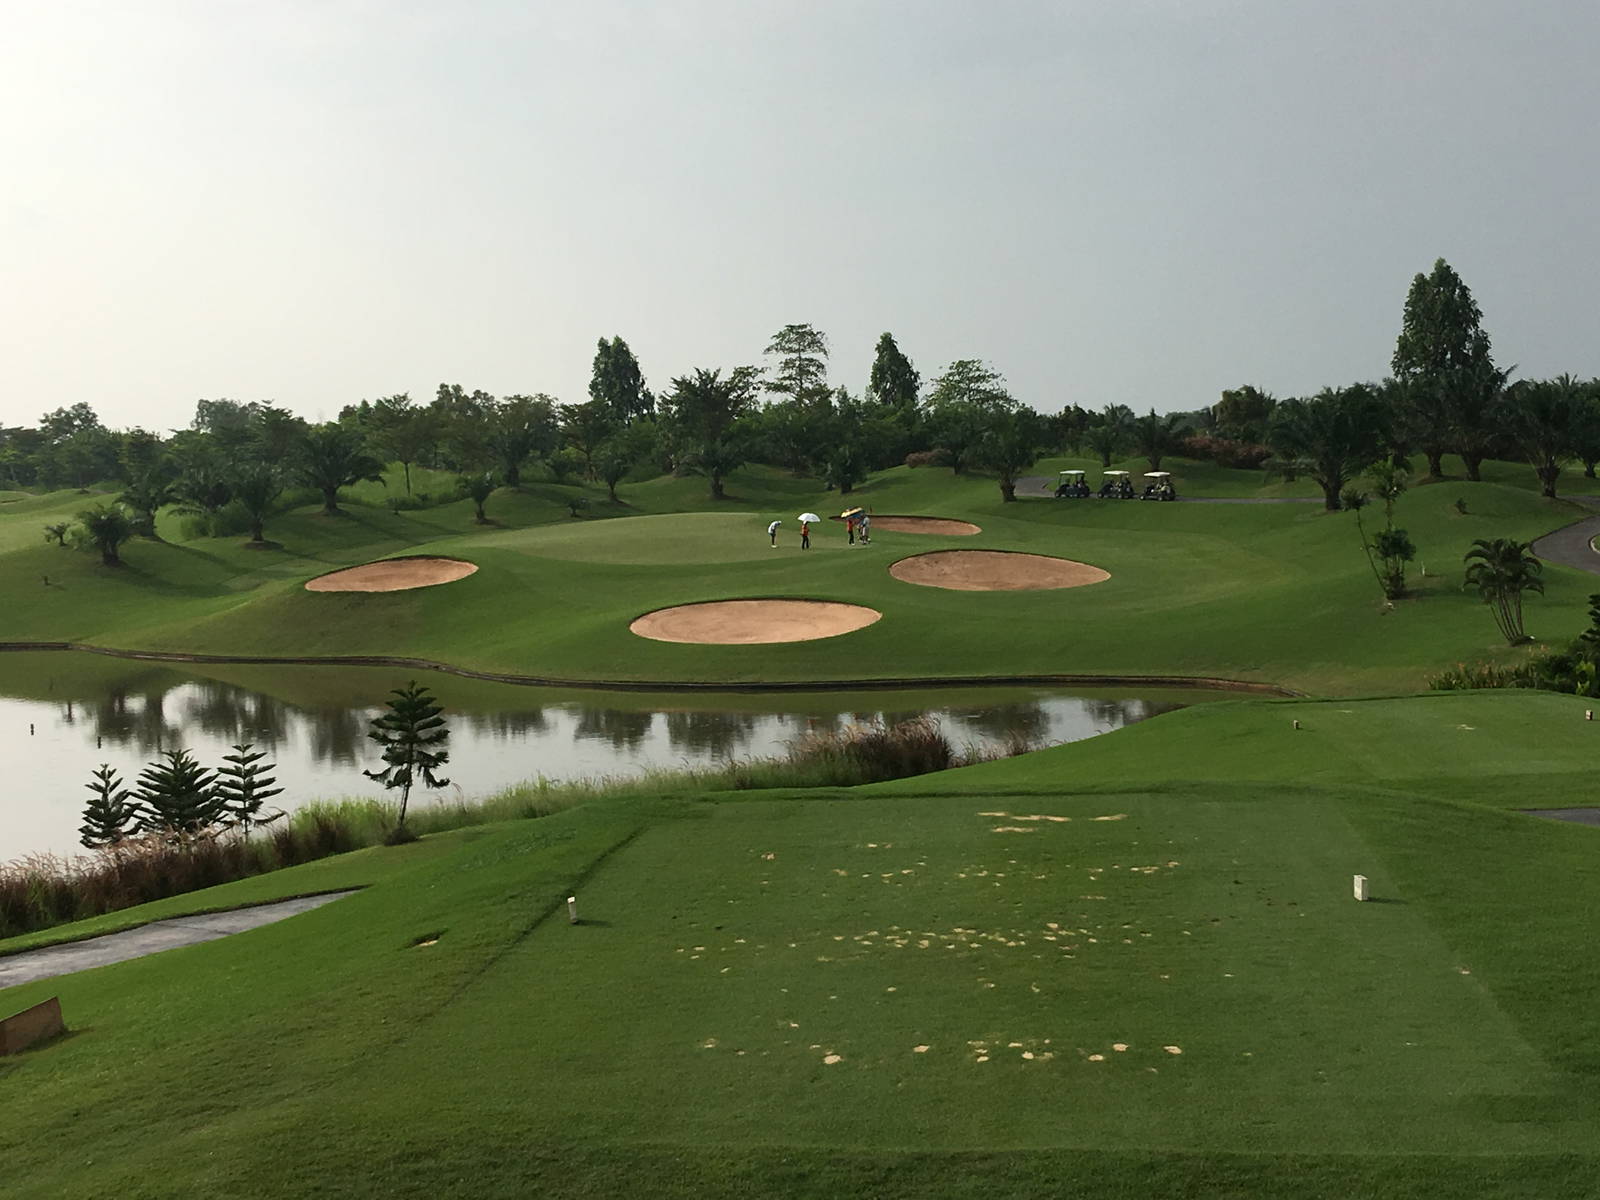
(4, 692, 1598, 1197)
(2, 456, 1597, 696)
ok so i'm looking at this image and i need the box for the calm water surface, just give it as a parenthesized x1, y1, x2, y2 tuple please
(0, 653, 1212, 860)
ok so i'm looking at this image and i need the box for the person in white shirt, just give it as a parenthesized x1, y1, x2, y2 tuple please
(768, 520, 781, 547)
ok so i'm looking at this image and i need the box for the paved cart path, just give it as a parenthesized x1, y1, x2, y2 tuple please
(1531, 497, 1600, 576)
(0, 891, 358, 991)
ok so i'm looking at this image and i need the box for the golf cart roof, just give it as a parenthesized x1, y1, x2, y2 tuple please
(1144, 471, 1171, 478)
(1102, 470, 1129, 476)
(1059, 469, 1085, 476)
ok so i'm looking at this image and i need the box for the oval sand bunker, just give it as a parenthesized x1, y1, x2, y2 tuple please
(868, 515, 981, 536)
(631, 599, 882, 644)
(889, 550, 1109, 592)
(305, 556, 479, 593)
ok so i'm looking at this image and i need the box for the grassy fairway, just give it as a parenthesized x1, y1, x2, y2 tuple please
(4, 691, 1598, 1197)
(2, 457, 1597, 695)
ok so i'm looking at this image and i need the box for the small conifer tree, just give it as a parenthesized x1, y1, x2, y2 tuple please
(217, 743, 286, 835)
(365, 681, 450, 839)
(136, 749, 224, 837)
(80, 764, 139, 849)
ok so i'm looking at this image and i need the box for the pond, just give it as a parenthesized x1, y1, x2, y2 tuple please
(0, 652, 1221, 861)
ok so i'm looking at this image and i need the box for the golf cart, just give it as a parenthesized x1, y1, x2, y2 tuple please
(1098, 469, 1134, 499)
(1054, 469, 1088, 498)
(1141, 470, 1178, 501)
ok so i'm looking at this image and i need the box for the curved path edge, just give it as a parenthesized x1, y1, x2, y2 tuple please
(1531, 498, 1600, 575)
(0, 641, 1302, 698)
(0, 890, 359, 988)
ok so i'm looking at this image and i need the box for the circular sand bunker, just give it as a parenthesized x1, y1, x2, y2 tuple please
(867, 515, 982, 536)
(631, 599, 882, 645)
(889, 550, 1109, 592)
(305, 556, 479, 593)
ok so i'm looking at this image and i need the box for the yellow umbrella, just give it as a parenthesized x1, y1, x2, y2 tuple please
(840, 506, 865, 519)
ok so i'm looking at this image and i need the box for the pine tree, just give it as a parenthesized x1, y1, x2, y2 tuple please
(216, 743, 285, 835)
(365, 682, 450, 838)
(136, 749, 224, 836)
(80, 764, 139, 849)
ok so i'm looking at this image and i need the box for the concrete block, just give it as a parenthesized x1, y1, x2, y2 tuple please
(1353, 874, 1369, 902)
(0, 996, 65, 1055)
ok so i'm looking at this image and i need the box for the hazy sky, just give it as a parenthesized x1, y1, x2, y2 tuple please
(4, 0, 1598, 431)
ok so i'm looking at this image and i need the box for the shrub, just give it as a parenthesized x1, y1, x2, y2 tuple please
(1177, 434, 1271, 469)
(904, 448, 952, 469)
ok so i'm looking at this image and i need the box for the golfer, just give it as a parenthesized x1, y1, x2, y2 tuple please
(800, 520, 811, 549)
(859, 513, 870, 544)
(768, 519, 781, 547)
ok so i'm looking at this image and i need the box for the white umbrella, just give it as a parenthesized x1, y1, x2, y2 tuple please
(798, 512, 822, 523)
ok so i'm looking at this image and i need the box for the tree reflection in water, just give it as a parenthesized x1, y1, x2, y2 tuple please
(462, 709, 552, 739)
(572, 706, 654, 751)
(663, 709, 762, 757)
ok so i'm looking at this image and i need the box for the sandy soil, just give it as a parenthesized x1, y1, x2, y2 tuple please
(304, 557, 479, 593)
(888, 550, 1110, 592)
(867, 515, 982, 536)
(630, 599, 882, 644)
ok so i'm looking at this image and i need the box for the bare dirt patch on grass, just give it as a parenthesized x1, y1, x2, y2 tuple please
(889, 550, 1109, 592)
(630, 599, 882, 645)
(868, 515, 982, 536)
(305, 556, 479, 593)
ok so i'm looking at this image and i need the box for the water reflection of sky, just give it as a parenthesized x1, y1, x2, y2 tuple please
(2, 674, 1181, 862)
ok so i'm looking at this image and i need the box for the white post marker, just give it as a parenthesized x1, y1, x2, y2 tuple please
(1353, 875, 1369, 902)
(1587, 710, 1594, 722)
(567, 895, 578, 924)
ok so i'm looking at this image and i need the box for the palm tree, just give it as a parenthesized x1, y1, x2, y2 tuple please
(1267, 385, 1388, 510)
(458, 473, 496, 524)
(232, 466, 283, 544)
(1502, 375, 1586, 499)
(1463, 538, 1544, 643)
(77, 503, 134, 566)
(119, 471, 174, 539)
(1132, 409, 1183, 470)
(296, 424, 385, 515)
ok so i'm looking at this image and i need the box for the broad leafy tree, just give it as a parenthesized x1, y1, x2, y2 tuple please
(365, 681, 451, 838)
(1267, 385, 1388, 510)
(560, 400, 619, 480)
(1464, 538, 1543, 643)
(1213, 386, 1276, 441)
(297, 424, 385, 514)
(924, 360, 1016, 473)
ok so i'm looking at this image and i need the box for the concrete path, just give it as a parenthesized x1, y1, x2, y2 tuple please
(1525, 808, 1600, 827)
(1531, 497, 1600, 576)
(0, 891, 357, 990)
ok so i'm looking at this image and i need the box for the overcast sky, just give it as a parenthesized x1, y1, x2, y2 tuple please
(4, 0, 1598, 431)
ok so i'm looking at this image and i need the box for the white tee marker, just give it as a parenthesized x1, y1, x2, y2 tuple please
(1353, 875, 1369, 902)
(567, 895, 579, 924)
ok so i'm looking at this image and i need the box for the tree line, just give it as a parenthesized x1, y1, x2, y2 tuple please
(6, 259, 1598, 565)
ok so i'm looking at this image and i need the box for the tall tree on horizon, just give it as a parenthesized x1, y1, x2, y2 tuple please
(1392, 257, 1498, 478)
(589, 336, 654, 424)
(867, 332, 920, 416)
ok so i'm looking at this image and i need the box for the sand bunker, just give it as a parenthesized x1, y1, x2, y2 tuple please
(889, 550, 1109, 592)
(305, 557, 479, 593)
(630, 599, 881, 644)
(866, 515, 982, 536)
